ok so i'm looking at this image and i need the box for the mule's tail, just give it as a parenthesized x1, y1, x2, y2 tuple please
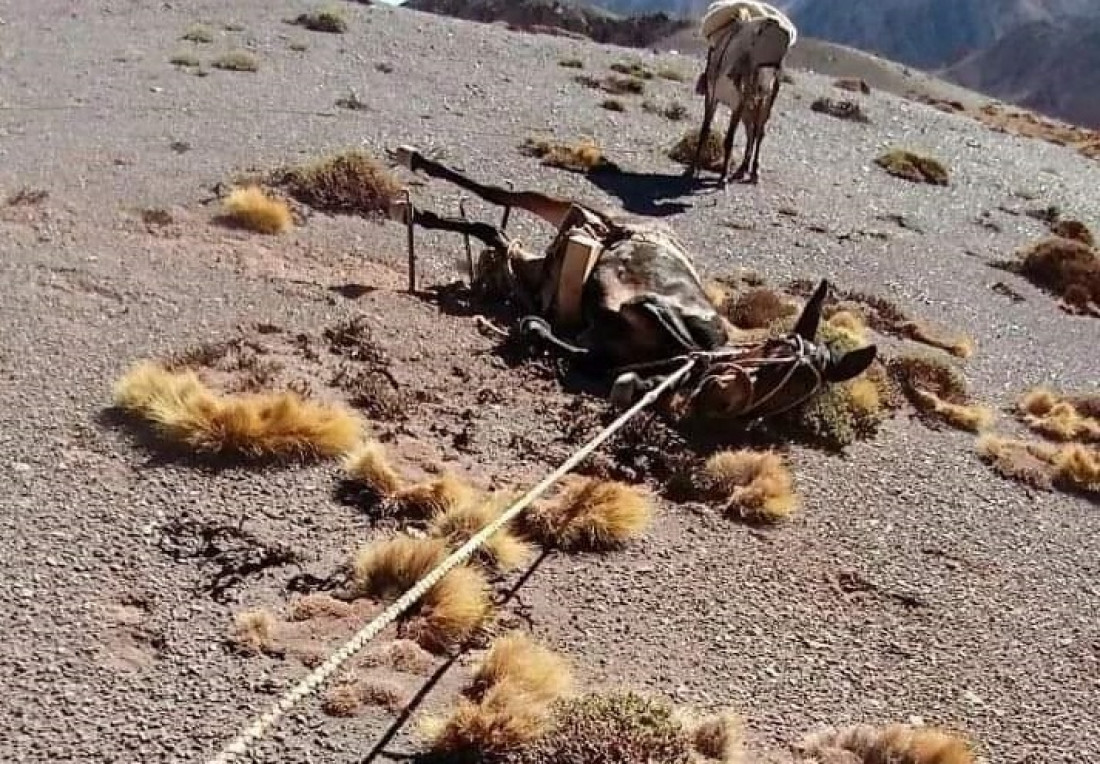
(387, 145, 579, 230)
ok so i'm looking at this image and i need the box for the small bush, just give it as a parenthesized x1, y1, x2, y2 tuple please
(427, 493, 534, 572)
(271, 149, 402, 217)
(293, 6, 348, 33)
(169, 52, 201, 67)
(668, 128, 724, 172)
(558, 58, 584, 69)
(1017, 235, 1099, 313)
(212, 51, 259, 72)
(875, 149, 949, 185)
(811, 97, 870, 123)
(1016, 387, 1100, 443)
(221, 186, 293, 234)
(643, 100, 687, 121)
(520, 137, 606, 173)
(1050, 219, 1095, 247)
(502, 692, 694, 764)
(726, 287, 796, 329)
(601, 98, 626, 112)
(609, 61, 653, 80)
(182, 23, 215, 43)
(603, 75, 646, 95)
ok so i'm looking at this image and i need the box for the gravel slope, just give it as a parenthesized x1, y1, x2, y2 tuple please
(0, 2, 1098, 763)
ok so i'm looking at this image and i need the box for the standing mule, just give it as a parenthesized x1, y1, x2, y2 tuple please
(687, 1, 798, 185)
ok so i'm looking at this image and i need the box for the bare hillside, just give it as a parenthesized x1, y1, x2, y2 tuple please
(0, 2, 1098, 764)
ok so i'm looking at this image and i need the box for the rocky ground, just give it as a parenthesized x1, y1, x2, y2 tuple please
(0, 2, 1098, 763)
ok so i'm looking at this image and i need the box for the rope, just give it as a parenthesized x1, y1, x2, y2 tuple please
(204, 356, 697, 764)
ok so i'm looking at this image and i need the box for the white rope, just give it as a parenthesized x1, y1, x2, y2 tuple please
(204, 357, 697, 764)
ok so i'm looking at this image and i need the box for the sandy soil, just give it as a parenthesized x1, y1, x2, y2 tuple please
(0, 2, 1098, 763)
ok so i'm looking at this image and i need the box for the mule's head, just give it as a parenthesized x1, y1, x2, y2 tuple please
(678, 279, 877, 423)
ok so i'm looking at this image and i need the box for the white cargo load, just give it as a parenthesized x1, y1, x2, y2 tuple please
(700, 0, 798, 48)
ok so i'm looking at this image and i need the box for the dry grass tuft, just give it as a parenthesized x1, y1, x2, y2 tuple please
(272, 149, 402, 217)
(1017, 235, 1099, 314)
(343, 441, 405, 498)
(825, 309, 869, 344)
(875, 149, 949, 185)
(702, 450, 798, 524)
(222, 186, 293, 234)
(796, 723, 976, 764)
(467, 631, 573, 706)
(900, 321, 975, 359)
(977, 435, 1099, 495)
(322, 678, 408, 717)
(669, 128, 724, 172)
(691, 713, 746, 764)
(423, 632, 573, 757)
(811, 97, 870, 123)
(396, 473, 479, 519)
(609, 61, 653, 80)
(350, 535, 491, 651)
(182, 23, 215, 43)
(887, 352, 969, 406)
(229, 608, 279, 655)
(1016, 387, 1100, 442)
(558, 57, 584, 69)
(521, 137, 606, 172)
(911, 390, 995, 433)
(428, 494, 534, 572)
(522, 477, 652, 552)
(212, 51, 259, 72)
(725, 287, 797, 329)
(293, 6, 348, 33)
(322, 683, 364, 717)
(112, 361, 361, 461)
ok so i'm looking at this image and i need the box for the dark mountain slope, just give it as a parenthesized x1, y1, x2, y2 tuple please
(944, 16, 1100, 128)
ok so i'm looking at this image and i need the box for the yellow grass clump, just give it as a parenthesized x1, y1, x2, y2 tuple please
(796, 722, 976, 764)
(1016, 387, 1100, 442)
(343, 441, 405, 497)
(222, 186, 293, 234)
(521, 137, 605, 172)
(703, 450, 798, 523)
(825, 309, 869, 344)
(229, 608, 279, 655)
(874, 149, 949, 186)
(422, 631, 573, 757)
(977, 434, 1099, 495)
(522, 476, 652, 552)
(342, 441, 480, 520)
(112, 361, 362, 461)
(691, 712, 746, 764)
(911, 389, 995, 433)
(428, 493, 534, 572)
(350, 535, 491, 651)
(1017, 235, 1099, 313)
(669, 127, 724, 172)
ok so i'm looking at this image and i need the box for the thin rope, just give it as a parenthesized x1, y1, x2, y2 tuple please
(204, 356, 697, 764)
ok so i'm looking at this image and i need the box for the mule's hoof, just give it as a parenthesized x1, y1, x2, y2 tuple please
(518, 315, 552, 339)
(386, 145, 419, 170)
(609, 372, 641, 409)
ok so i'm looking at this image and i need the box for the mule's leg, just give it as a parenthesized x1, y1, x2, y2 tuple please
(517, 315, 591, 358)
(730, 77, 757, 181)
(388, 145, 576, 229)
(719, 102, 746, 187)
(746, 73, 783, 184)
(389, 201, 512, 253)
(688, 92, 719, 179)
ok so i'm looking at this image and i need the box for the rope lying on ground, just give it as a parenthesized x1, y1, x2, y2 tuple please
(204, 357, 697, 764)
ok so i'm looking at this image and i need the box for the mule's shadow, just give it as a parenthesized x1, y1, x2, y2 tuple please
(582, 160, 714, 218)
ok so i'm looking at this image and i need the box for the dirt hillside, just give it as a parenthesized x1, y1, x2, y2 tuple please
(0, 2, 1098, 764)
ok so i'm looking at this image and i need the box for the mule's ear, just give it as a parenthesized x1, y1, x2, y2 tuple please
(792, 279, 830, 340)
(825, 344, 877, 383)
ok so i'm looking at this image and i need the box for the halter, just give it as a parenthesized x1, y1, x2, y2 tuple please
(616, 334, 830, 422)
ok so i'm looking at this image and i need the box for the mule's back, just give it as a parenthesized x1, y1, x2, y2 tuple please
(700, 0, 797, 48)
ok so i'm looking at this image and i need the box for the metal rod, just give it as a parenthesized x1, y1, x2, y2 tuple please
(500, 180, 514, 232)
(404, 188, 416, 293)
(459, 196, 474, 284)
